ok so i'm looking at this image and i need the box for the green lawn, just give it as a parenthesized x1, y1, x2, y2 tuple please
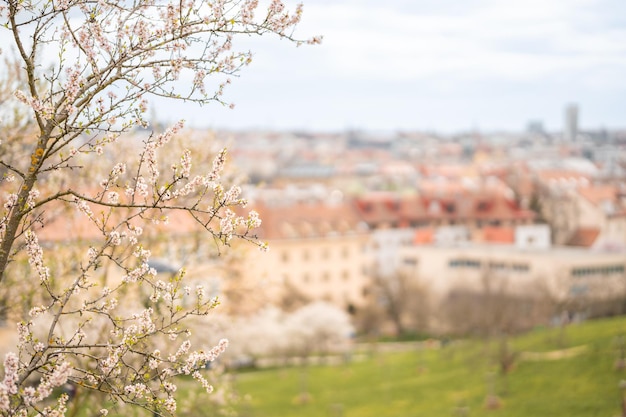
(230, 316, 626, 417)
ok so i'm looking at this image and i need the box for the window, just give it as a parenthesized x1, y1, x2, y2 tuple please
(569, 284, 588, 296)
(449, 258, 481, 269)
(489, 262, 506, 271)
(428, 201, 441, 214)
(477, 201, 490, 212)
(511, 263, 530, 273)
(403, 258, 418, 266)
(571, 264, 625, 277)
(386, 200, 400, 211)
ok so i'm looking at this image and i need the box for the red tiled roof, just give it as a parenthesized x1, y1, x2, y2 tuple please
(248, 200, 365, 240)
(354, 192, 535, 227)
(414, 228, 434, 244)
(353, 193, 423, 226)
(482, 227, 515, 244)
(535, 170, 591, 184)
(566, 228, 600, 247)
(577, 185, 617, 205)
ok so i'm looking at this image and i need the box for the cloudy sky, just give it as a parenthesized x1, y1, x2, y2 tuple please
(4, 0, 624, 133)
(164, 0, 625, 133)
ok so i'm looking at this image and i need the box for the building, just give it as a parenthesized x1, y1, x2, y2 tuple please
(398, 238, 626, 331)
(237, 197, 370, 313)
(353, 181, 536, 273)
(565, 104, 579, 142)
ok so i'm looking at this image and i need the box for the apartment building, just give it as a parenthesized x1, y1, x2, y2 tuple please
(534, 169, 626, 248)
(398, 237, 626, 310)
(237, 198, 370, 313)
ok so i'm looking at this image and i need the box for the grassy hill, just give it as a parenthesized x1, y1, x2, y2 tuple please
(230, 316, 626, 417)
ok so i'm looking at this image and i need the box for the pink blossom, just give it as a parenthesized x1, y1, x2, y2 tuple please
(107, 191, 119, 204)
(28, 306, 46, 318)
(2, 352, 19, 395)
(25, 231, 50, 282)
(108, 231, 121, 245)
(180, 149, 192, 178)
(163, 397, 176, 414)
(3, 193, 17, 211)
(192, 371, 213, 393)
(73, 197, 94, 219)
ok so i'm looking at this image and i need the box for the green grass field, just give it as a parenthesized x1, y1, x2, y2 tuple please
(230, 316, 626, 417)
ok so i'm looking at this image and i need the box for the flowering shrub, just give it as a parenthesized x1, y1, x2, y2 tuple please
(215, 303, 354, 366)
(0, 0, 316, 415)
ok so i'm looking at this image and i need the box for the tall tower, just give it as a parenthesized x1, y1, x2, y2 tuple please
(564, 104, 578, 142)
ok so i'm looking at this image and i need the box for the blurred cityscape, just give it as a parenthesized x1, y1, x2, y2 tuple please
(23, 104, 626, 339)
(181, 104, 626, 337)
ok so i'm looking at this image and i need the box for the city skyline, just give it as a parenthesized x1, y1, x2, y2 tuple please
(154, 0, 626, 133)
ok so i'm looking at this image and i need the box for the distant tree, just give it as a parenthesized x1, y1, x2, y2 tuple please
(370, 270, 430, 337)
(528, 191, 545, 222)
(284, 301, 354, 358)
(278, 280, 312, 312)
(442, 268, 545, 338)
(208, 303, 354, 366)
(441, 267, 550, 401)
(0, 0, 318, 415)
(353, 299, 386, 339)
(284, 302, 353, 405)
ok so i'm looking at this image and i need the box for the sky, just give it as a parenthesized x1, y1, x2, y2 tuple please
(166, 0, 626, 133)
(3, 0, 625, 134)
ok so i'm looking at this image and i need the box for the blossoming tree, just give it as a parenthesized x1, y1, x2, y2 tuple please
(203, 302, 354, 368)
(0, 0, 318, 415)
